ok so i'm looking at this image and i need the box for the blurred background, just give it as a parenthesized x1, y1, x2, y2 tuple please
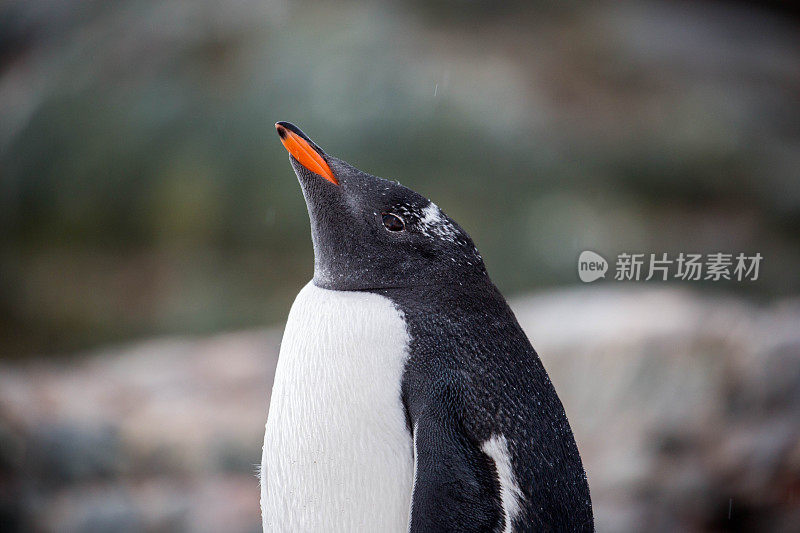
(0, 0, 798, 531)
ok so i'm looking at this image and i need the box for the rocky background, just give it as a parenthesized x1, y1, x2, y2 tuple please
(2, 287, 799, 532)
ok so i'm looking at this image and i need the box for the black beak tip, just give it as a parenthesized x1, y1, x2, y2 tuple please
(275, 122, 288, 139)
(273, 121, 327, 157)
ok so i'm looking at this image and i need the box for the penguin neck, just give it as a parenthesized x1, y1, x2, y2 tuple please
(366, 275, 509, 317)
(310, 257, 492, 292)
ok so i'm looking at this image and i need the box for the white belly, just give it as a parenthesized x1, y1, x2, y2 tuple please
(261, 282, 414, 532)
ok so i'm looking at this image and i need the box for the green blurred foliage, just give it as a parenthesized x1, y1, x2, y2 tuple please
(1, 0, 798, 356)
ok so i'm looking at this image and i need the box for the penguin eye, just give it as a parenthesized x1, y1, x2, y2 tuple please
(381, 212, 405, 232)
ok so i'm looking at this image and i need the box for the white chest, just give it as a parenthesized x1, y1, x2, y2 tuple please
(261, 282, 414, 532)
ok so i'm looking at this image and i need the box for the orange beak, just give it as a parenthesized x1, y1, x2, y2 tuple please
(275, 122, 337, 185)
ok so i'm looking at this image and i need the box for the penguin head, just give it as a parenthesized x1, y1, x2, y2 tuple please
(276, 121, 487, 291)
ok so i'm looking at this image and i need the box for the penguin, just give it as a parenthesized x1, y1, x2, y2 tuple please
(261, 122, 593, 532)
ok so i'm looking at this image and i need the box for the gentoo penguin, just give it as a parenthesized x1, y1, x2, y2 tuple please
(261, 122, 593, 532)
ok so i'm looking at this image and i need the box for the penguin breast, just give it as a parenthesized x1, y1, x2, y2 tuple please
(261, 281, 414, 532)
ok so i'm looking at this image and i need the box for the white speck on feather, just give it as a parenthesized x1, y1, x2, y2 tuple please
(482, 435, 523, 533)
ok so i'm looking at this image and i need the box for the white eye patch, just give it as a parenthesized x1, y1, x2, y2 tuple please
(417, 202, 459, 242)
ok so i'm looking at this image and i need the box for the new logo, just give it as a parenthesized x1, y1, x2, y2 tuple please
(578, 251, 608, 283)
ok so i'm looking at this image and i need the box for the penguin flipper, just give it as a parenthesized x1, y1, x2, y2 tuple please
(408, 404, 503, 532)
